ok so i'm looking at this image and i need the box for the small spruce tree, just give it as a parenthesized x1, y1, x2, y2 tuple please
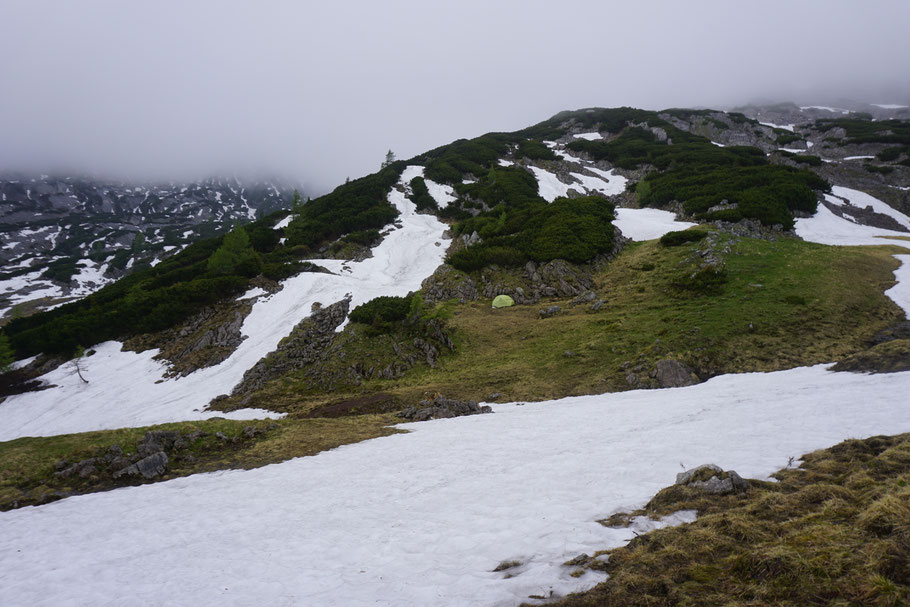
(381, 150, 396, 169)
(207, 226, 260, 275)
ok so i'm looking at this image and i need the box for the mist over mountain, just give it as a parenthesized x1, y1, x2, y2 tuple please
(2, 1, 909, 190)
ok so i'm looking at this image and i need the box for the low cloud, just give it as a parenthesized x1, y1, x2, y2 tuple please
(1, 0, 908, 192)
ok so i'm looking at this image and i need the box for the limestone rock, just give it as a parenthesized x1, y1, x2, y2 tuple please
(676, 464, 749, 495)
(114, 452, 168, 480)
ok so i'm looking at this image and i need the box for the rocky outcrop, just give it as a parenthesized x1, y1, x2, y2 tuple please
(397, 396, 492, 421)
(421, 265, 479, 304)
(228, 297, 351, 398)
(422, 229, 627, 306)
(676, 464, 750, 495)
(158, 302, 253, 377)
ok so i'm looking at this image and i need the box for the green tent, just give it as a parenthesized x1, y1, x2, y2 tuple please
(492, 294, 515, 309)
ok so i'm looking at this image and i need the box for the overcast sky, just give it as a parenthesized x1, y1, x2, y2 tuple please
(1, 1, 908, 192)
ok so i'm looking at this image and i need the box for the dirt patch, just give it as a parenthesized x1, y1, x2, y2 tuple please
(302, 393, 403, 418)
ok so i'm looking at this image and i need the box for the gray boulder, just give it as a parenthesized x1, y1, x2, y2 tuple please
(538, 306, 561, 319)
(676, 463, 749, 494)
(114, 452, 169, 480)
(651, 359, 699, 388)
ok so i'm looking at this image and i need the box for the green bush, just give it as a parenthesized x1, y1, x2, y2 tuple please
(349, 295, 415, 330)
(409, 177, 438, 212)
(342, 229, 381, 246)
(448, 196, 615, 271)
(877, 147, 903, 162)
(41, 258, 80, 283)
(285, 164, 402, 249)
(864, 164, 895, 175)
(448, 245, 527, 272)
(517, 139, 557, 161)
(660, 229, 708, 247)
(776, 133, 804, 145)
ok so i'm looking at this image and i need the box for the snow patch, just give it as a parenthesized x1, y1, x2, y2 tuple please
(613, 208, 697, 241)
(273, 215, 294, 230)
(425, 179, 456, 208)
(573, 132, 601, 141)
(236, 287, 267, 301)
(569, 169, 626, 197)
(528, 166, 579, 202)
(759, 121, 795, 132)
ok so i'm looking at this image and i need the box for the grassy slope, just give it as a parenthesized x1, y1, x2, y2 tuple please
(239, 233, 905, 411)
(547, 433, 910, 606)
(0, 415, 400, 510)
(2, 233, 903, 508)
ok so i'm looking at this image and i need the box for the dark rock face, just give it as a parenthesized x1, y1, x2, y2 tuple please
(676, 464, 749, 494)
(651, 359, 699, 388)
(228, 297, 351, 398)
(397, 396, 493, 421)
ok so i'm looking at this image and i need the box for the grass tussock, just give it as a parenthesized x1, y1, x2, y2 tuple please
(547, 433, 910, 607)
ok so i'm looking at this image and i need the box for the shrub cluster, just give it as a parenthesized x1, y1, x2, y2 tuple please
(408, 177, 437, 212)
(640, 164, 826, 229)
(516, 139, 557, 161)
(660, 229, 708, 247)
(448, 195, 616, 271)
(284, 164, 402, 252)
(348, 294, 419, 334)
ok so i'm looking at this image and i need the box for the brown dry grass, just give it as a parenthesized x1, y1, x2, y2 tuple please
(547, 434, 910, 607)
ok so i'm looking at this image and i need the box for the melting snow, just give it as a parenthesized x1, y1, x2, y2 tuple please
(800, 105, 850, 114)
(497, 159, 514, 167)
(831, 186, 910, 231)
(569, 169, 626, 197)
(613, 208, 697, 241)
(425, 178, 456, 208)
(573, 132, 601, 141)
(843, 155, 875, 161)
(236, 287, 267, 300)
(759, 121, 795, 132)
(528, 166, 579, 202)
(1, 366, 910, 606)
(273, 215, 294, 230)
(872, 103, 908, 110)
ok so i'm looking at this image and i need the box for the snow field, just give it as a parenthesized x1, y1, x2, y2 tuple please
(0, 167, 450, 440)
(2, 366, 910, 606)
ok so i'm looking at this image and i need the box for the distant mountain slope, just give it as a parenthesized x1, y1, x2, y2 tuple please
(0, 174, 301, 321)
